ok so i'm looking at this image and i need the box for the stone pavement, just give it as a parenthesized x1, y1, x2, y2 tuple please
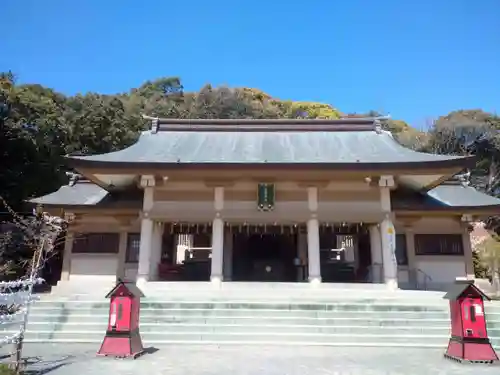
(2, 344, 500, 375)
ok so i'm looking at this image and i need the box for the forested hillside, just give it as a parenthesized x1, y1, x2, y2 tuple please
(1, 72, 499, 224)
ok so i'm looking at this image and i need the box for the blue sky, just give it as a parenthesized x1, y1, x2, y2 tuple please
(2, 0, 499, 128)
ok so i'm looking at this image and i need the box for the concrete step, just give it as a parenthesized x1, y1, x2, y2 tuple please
(34, 293, 500, 303)
(24, 321, 457, 335)
(15, 332, 500, 351)
(30, 301, 451, 312)
(42, 293, 451, 301)
(20, 330, 452, 346)
(39, 286, 452, 302)
(30, 308, 454, 319)
(22, 287, 500, 347)
(27, 314, 454, 326)
(3, 328, 499, 348)
(29, 302, 500, 317)
(48, 281, 440, 294)
(28, 308, 453, 320)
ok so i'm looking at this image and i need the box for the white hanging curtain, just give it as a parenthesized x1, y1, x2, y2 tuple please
(337, 235, 355, 263)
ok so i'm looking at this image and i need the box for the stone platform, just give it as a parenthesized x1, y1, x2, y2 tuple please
(5, 282, 500, 348)
(50, 281, 446, 300)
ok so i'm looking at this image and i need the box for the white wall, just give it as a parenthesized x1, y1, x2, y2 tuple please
(398, 217, 467, 291)
(124, 264, 138, 281)
(408, 217, 463, 234)
(397, 267, 409, 284)
(69, 254, 118, 283)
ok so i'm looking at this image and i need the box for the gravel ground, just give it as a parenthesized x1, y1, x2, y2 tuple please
(1, 343, 500, 375)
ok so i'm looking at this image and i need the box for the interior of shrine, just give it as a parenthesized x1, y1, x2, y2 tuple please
(154, 223, 376, 283)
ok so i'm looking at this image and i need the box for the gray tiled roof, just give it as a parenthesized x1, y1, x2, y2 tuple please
(29, 180, 500, 209)
(67, 129, 468, 165)
(29, 182, 108, 206)
(427, 184, 500, 207)
(392, 182, 500, 211)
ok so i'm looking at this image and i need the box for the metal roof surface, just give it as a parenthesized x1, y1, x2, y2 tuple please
(67, 129, 467, 165)
(29, 182, 108, 206)
(427, 184, 500, 207)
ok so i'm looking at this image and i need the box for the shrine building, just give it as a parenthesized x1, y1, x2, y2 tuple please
(30, 117, 500, 292)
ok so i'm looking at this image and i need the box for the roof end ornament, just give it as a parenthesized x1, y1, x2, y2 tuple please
(374, 119, 383, 134)
(456, 170, 471, 187)
(142, 114, 160, 134)
(151, 117, 159, 134)
(65, 172, 82, 187)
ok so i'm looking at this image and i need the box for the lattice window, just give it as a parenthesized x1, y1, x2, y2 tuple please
(72, 233, 119, 254)
(415, 234, 464, 255)
(126, 233, 141, 263)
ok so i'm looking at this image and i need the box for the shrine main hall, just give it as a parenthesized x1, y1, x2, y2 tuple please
(31, 117, 500, 292)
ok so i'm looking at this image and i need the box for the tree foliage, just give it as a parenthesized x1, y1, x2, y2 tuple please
(473, 250, 489, 279)
(0, 75, 347, 210)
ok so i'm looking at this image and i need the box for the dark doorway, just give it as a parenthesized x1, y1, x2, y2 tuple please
(232, 233, 297, 281)
(356, 233, 372, 282)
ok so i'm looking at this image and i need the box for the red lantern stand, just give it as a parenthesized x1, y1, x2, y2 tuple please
(443, 279, 498, 364)
(97, 280, 145, 359)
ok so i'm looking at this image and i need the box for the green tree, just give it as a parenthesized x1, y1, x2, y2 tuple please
(473, 250, 489, 279)
(419, 110, 500, 228)
(476, 233, 500, 294)
(0, 79, 68, 210)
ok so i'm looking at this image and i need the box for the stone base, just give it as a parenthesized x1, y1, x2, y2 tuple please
(211, 276, 222, 288)
(46, 280, 452, 298)
(136, 276, 148, 287)
(51, 278, 116, 296)
(308, 277, 322, 286)
(385, 279, 399, 291)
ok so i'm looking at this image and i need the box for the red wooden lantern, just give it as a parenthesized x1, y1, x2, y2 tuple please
(443, 279, 498, 364)
(97, 280, 145, 359)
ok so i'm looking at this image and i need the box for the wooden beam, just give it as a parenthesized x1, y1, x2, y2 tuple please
(395, 215, 422, 227)
(203, 179, 237, 187)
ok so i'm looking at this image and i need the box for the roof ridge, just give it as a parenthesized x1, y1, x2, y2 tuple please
(142, 115, 386, 133)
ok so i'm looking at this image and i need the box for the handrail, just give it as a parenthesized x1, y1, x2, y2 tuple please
(412, 268, 433, 290)
(364, 264, 433, 290)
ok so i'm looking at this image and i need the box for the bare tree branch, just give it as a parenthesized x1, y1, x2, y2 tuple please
(0, 196, 67, 373)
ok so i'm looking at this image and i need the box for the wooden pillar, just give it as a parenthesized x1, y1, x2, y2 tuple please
(137, 175, 155, 285)
(149, 222, 164, 281)
(61, 231, 74, 281)
(137, 217, 153, 284)
(116, 230, 128, 281)
(369, 225, 383, 283)
(307, 187, 321, 284)
(380, 215, 398, 290)
(211, 187, 225, 284)
(461, 219, 475, 279)
(379, 175, 398, 290)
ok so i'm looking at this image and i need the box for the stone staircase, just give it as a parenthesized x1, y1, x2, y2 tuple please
(6, 283, 500, 347)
